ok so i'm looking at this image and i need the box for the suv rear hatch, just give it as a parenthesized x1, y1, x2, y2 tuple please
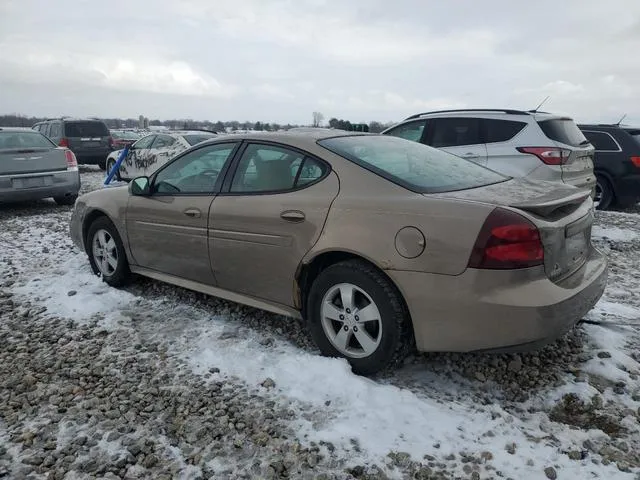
(64, 121, 111, 156)
(432, 177, 594, 282)
(536, 117, 595, 188)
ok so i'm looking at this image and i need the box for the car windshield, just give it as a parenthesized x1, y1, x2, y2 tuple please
(183, 134, 216, 146)
(0, 131, 55, 150)
(318, 135, 508, 193)
(111, 130, 140, 140)
(65, 121, 109, 137)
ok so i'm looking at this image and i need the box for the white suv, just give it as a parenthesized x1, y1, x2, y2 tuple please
(382, 109, 596, 191)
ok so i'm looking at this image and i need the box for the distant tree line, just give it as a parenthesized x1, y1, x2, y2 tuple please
(0, 114, 395, 133)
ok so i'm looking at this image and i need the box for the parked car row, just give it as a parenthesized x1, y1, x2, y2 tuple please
(70, 129, 607, 375)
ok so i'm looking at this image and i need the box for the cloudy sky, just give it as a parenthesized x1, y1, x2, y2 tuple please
(1, 0, 638, 125)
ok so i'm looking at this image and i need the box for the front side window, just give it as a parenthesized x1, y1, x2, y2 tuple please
(581, 131, 619, 151)
(319, 135, 507, 194)
(154, 143, 237, 194)
(151, 135, 176, 149)
(384, 121, 427, 142)
(230, 144, 326, 193)
(132, 135, 156, 150)
(428, 118, 482, 147)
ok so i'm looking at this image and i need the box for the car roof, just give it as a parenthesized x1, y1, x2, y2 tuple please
(579, 123, 640, 130)
(0, 127, 41, 132)
(200, 130, 365, 148)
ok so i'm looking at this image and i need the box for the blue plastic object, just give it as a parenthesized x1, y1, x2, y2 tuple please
(104, 146, 129, 185)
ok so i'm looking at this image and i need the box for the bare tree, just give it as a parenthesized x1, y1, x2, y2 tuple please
(312, 111, 324, 127)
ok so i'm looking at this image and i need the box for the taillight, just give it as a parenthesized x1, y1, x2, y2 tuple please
(64, 149, 78, 171)
(517, 147, 570, 165)
(59, 137, 69, 148)
(468, 208, 544, 269)
(108, 136, 114, 148)
(630, 156, 640, 168)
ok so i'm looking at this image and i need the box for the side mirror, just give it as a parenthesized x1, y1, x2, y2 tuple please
(130, 176, 150, 196)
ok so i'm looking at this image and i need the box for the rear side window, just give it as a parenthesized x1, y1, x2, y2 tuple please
(64, 121, 109, 137)
(183, 134, 217, 146)
(151, 135, 176, 149)
(49, 123, 61, 138)
(0, 131, 56, 149)
(484, 119, 526, 143)
(538, 119, 588, 147)
(384, 121, 427, 142)
(428, 118, 482, 148)
(581, 131, 619, 151)
(319, 135, 507, 194)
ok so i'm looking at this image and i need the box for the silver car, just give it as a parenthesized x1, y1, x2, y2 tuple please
(382, 109, 596, 192)
(0, 127, 80, 205)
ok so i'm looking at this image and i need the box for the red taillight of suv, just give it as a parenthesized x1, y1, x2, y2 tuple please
(108, 136, 114, 149)
(468, 208, 544, 269)
(630, 156, 640, 168)
(58, 137, 69, 148)
(517, 147, 571, 166)
(64, 149, 78, 171)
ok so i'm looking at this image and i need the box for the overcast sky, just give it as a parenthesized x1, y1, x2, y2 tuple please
(1, 0, 638, 125)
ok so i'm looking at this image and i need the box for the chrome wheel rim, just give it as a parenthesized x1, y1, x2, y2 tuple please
(92, 229, 118, 276)
(320, 283, 382, 358)
(594, 181, 603, 208)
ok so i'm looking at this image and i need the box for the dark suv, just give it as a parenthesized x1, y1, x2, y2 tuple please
(578, 124, 640, 210)
(33, 118, 112, 168)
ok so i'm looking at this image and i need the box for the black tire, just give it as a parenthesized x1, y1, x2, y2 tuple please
(306, 260, 413, 376)
(86, 216, 130, 287)
(106, 158, 121, 181)
(54, 195, 78, 206)
(595, 175, 614, 211)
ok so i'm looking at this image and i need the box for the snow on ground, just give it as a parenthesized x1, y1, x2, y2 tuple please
(0, 170, 639, 479)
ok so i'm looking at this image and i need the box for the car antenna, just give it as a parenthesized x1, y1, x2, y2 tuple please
(530, 95, 550, 113)
(614, 113, 627, 126)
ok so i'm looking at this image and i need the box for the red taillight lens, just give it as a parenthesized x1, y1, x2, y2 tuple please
(517, 147, 570, 165)
(64, 149, 78, 170)
(59, 137, 69, 148)
(108, 136, 114, 148)
(630, 156, 640, 168)
(468, 208, 544, 269)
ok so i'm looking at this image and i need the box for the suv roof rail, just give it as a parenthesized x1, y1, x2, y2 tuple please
(405, 108, 530, 120)
(173, 128, 219, 134)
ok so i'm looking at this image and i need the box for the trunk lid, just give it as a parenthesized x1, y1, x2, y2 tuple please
(431, 177, 594, 282)
(0, 147, 68, 175)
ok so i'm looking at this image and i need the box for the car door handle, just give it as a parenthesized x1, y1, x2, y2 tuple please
(462, 152, 478, 158)
(183, 208, 201, 218)
(280, 210, 305, 222)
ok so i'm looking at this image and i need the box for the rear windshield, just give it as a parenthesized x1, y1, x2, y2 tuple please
(624, 129, 640, 147)
(538, 119, 588, 147)
(183, 134, 216, 146)
(318, 135, 508, 193)
(0, 131, 56, 149)
(111, 130, 141, 140)
(64, 121, 109, 137)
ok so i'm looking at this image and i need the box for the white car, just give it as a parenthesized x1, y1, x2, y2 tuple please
(106, 130, 217, 180)
(382, 109, 596, 193)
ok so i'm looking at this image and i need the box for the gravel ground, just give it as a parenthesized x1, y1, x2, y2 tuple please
(0, 167, 639, 480)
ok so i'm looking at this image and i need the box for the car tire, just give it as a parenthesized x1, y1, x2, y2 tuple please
(306, 259, 413, 376)
(106, 158, 121, 181)
(54, 195, 78, 206)
(86, 216, 130, 287)
(595, 175, 614, 210)
(98, 159, 106, 170)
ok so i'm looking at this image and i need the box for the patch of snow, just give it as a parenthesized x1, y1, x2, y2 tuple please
(592, 225, 639, 242)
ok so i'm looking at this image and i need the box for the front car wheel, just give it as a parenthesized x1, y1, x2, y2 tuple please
(86, 217, 130, 287)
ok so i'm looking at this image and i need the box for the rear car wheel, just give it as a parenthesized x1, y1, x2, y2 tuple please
(307, 260, 413, 376)
(86, 217, 130, 287)
(594, 175, 614, 210)
(54, 195, 78, 206)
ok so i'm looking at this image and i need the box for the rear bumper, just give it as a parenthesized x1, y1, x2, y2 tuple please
(0, 170, 81, 203)
(387, 247, 608, 352)
(613, 174, 640, 207)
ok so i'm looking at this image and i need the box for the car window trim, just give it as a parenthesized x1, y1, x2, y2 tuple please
(580, 130, 622, 152)
(220, 140, 331, 196)
(148, 141, 242, 197)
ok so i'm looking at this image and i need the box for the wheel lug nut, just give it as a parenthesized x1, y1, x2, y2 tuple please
(339, 314, 344, 320)
(353, 326, 358, 332)
(354, 316, 359, 321)
(346, 308, 351, 314)
(343, 325, 349, 331)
